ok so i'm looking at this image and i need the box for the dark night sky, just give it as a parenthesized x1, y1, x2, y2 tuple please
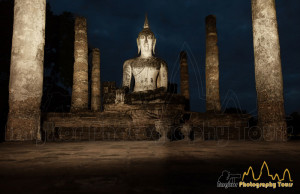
(47, 0, 300, 115)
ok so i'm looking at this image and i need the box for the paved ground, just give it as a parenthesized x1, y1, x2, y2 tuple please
(0, 140, 299, 193)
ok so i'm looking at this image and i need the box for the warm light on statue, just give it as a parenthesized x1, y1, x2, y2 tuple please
(122, 14, 168, 92)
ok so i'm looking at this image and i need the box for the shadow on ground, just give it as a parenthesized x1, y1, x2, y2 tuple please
(0, 140, 299, 193)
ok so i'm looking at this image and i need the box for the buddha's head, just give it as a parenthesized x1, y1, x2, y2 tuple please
(137, 14, 156, 56)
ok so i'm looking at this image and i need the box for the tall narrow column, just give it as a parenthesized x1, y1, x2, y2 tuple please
(252, 0, 287, 141)
(6, 0, 46, 141)
(205, 15, 221, 112)
(91, 48, 101, 111)
(180, 51, 190, 110)
(71, 17, 88, 112)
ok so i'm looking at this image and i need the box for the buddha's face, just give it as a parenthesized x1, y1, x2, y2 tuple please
(137, 31, 156, 57)
(139, 34, 153, 53)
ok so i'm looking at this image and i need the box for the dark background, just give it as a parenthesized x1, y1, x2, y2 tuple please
(47, 0, 300, 115)
(0, 0, 299, 141)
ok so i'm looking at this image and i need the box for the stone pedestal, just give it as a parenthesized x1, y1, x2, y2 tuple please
(71, 17, 88, 112)
(91, 48, 101, 111)
(6, 0, 46, 141)
(252, 0, 287, 141)
(205, 15, 221, 112)
(180, 51, 190, 111)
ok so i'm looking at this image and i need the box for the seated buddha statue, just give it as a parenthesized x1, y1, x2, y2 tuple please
(122, 15, 168, 93)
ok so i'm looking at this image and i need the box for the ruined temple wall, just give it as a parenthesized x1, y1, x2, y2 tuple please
(189, 112, 251, 140)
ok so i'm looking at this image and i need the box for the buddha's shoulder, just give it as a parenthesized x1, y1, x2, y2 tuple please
(123, 58, 137, 65)
(123, 57, 167, 66)
(153, 57, 167, 66)
(151, 57, 167, 65)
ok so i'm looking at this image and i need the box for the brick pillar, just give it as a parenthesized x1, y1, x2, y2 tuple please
(252, 0, 287, 141)
(6, 0, 46, 141)
(205, 15, 221, 112)
(91, 48, 101, 111)
(71, 17, 89, 112)
(180, 51, 190, 111)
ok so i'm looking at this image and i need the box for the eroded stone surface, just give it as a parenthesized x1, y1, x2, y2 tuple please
(252, 0, 287, 141)
(6, 0, 46, 141)
(91, 48, 101, 111)
(205, 15, 221, 112)
(71, 17, 89, 112)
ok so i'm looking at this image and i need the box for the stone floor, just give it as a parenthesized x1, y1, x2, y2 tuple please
(0, 140, 299, 193)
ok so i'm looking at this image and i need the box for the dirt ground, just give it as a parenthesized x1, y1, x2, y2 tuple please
(0, 140, 299, 193)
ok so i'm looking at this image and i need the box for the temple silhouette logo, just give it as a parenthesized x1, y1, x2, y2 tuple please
(239, 161, 293, 189)
(217, 161, 294, 189)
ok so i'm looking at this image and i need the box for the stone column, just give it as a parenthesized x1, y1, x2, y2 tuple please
(71, 17, 89, 112)
(6, 0, 46, 141)
(205, 15, 221, 112)
(91, 48, 101, 111)
(252, 0, 287, 141)
(180, 51, 190, 110)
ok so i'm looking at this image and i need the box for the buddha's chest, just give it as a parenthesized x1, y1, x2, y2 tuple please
(131, 61, 160, 77)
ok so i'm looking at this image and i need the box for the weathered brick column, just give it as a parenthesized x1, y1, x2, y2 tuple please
(71, 17, 89, 112)
(205, 15, 221, 112)
(252, 0, 287, 141)
(6, 0, 46, 141)
(180, 51, 190, 110)
(91, 48, 101, 111)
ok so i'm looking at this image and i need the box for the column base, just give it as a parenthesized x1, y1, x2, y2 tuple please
(6, 113, 41, 141)
(261, 122, 287, 141)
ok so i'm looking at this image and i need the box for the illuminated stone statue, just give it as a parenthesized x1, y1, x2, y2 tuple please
(122, 15, 168, 92)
